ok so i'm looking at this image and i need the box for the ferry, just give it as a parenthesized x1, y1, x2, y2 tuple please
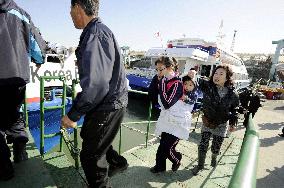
(126, 37, 250, 91)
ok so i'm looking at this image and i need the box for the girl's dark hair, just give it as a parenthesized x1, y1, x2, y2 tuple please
(182, 75, 192, 83)
(71, 0, 99, 17)
(156, 56, 178, 72)
(210, 64, 234, 86)
(154, 58, 163, 66)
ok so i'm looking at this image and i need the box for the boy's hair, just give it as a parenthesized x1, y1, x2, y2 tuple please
(71, 0, 99, 17)
(182, 75, 195, 86)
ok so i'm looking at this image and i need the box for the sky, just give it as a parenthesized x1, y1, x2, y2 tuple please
(14, 0, 284, 54)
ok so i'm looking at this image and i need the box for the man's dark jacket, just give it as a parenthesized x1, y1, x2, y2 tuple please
(148, 75, 159, 107)
(67, 18, 128, 122)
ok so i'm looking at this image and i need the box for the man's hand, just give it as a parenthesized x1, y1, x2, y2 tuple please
(61, 115, 77, 128)
(229, 126, 236, 132)
(35, 64, 41, 68)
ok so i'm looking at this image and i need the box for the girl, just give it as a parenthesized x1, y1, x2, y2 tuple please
(150, 57, 195, 173)
(190, 65, 239, 175)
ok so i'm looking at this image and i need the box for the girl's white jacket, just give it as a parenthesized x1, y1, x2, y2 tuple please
(155, 98, 194, 140)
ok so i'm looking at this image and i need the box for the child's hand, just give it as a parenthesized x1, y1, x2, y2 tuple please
(181, 95, 186, 101)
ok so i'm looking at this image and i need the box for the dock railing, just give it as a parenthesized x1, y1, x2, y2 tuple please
(228, 114, 260, 188)
(39, 76, 67, 156)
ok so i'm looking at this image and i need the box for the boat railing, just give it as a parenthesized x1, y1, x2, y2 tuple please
(126, 67, 156, 79)
(228, 114, 260, 188)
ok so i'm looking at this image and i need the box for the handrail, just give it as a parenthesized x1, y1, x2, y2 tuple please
(40, 76, 67, 156)
(228, 114, 260, 188)
(126, 89, 153, 149)
(71, 79, 80, 169)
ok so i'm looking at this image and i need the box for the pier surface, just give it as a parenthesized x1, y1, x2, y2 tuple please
(0, 100, 283, 188)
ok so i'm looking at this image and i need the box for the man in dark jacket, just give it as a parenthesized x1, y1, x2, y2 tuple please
(61, 0, 128, 187)
(0, 0, 46, 181)
(148, 58, 165, 118)
(241, 89, 261, 127)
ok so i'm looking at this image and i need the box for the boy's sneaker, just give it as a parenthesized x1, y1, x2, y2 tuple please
(13, 142, 28, 163)
(172, 153, 182, 172)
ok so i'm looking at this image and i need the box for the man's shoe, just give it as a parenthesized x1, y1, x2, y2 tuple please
(0, 160, 14, 181)
(13, 142, 28, 163)
(0, 172, 14, 181)
(108, 163, 129, 177)
(150, 166, 165, 173)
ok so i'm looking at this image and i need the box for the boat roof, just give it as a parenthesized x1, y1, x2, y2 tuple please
(145, 47, 209, 61)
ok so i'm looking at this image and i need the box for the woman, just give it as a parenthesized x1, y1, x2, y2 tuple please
(190, 65, 239, 175)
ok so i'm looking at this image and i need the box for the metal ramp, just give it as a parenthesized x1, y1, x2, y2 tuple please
(110, 130, 243, 188)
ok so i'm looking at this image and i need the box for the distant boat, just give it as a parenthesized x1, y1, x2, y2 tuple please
(127, 37, 250, 91)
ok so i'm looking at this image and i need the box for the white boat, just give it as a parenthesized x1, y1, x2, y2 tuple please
(26, 46, 80, 103)
(143, 37, 250, 90)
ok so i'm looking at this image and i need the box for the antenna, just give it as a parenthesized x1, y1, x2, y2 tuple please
(230, 30, 237, 52)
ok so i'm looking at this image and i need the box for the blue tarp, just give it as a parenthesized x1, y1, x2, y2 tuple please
(27, 98, 84, 153)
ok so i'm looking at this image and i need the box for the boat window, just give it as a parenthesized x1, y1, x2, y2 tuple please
(46, 55, 62, 63)
(177, 60, 186, 75)
(150, 57, 158, 69)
